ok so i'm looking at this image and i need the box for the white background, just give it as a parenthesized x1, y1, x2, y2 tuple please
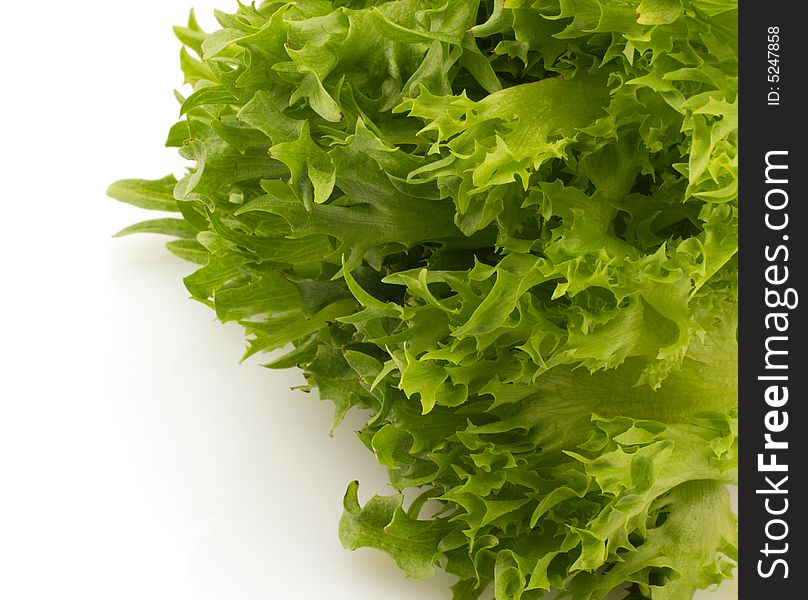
(0, 2, 736, 599)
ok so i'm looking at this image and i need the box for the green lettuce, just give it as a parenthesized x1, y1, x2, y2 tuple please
(109, 1, 738, 598)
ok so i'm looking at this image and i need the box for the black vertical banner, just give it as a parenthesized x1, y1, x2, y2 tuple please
(739, 5, 805, 597)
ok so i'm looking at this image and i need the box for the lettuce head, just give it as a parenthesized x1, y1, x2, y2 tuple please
(109, 0, 738, 598)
